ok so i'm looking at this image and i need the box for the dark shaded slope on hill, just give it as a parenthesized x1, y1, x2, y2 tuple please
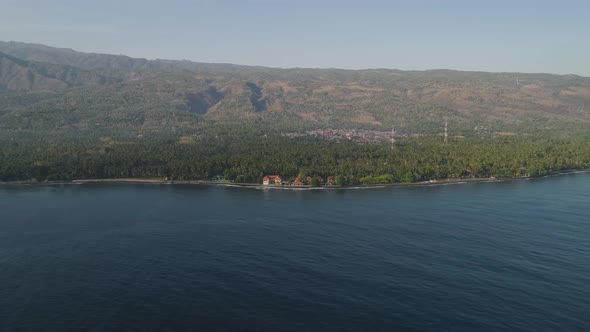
(183, 86, 224, 115)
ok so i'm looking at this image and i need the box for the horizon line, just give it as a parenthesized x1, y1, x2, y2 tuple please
(1, 40, 588, 78)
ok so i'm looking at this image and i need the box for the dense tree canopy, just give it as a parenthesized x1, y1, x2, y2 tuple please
(2, 127, 589, 185)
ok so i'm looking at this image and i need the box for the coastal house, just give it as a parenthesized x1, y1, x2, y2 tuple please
(326, 176, 335, 185)
(293, 178, 303, 186)
(263, 175, 282, 185)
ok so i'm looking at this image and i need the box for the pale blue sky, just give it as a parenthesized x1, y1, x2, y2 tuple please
(0, 0, 588, 75)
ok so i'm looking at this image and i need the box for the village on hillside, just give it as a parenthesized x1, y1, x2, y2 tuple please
(283, 129, 400, 144)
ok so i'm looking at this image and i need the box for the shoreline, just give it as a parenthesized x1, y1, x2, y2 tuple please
(2, 169, 589, 190)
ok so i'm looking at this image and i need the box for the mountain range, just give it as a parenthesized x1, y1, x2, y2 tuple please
(1, 41, 589, 137)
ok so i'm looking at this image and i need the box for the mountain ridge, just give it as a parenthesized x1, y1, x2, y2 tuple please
(2, 41, 588, 78)
(1, 41, 590, 137)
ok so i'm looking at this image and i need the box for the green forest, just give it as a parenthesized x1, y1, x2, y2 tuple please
(2, 127, 589, 185)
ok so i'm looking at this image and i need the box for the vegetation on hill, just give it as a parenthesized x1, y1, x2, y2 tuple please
(1, 41, 589, 136)
(1, 41, 589, 184)
(2, 128, 589, 184)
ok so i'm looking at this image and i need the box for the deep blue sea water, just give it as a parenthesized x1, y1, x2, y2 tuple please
(1, 174, 590, 331)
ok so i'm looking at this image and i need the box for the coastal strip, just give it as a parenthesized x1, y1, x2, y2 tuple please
(2, 169, 589, 190)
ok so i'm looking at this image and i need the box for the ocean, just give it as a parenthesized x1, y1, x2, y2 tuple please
(1, 174, 589, 331)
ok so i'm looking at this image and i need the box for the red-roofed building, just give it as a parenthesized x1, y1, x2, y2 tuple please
(263, 175, 282, 185)
(293, 178, 303, 186)
(326, 176, 336, 185)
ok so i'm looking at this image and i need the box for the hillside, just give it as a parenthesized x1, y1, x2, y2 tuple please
(1, 41, 590, 183)
(0, 51, 116, 92)
(1, 41, 590, 138)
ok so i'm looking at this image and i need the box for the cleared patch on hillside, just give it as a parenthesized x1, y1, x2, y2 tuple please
(521, 84, 543, 90)
(346, 83, 384, 92)
(297, 112, 319, 122)
(178, 136, 196, 144)
(351, 112, 382, 125)
(493, 132, 519, 137)
(220, 84, 245, 95)
(269, 100, 284, 111)
(265, 81, 298, 93)
(560, 87, 590, 98)
(313, 85, 337, 95)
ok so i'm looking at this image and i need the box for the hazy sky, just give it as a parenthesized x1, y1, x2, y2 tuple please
(1, 0, 588, 75)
